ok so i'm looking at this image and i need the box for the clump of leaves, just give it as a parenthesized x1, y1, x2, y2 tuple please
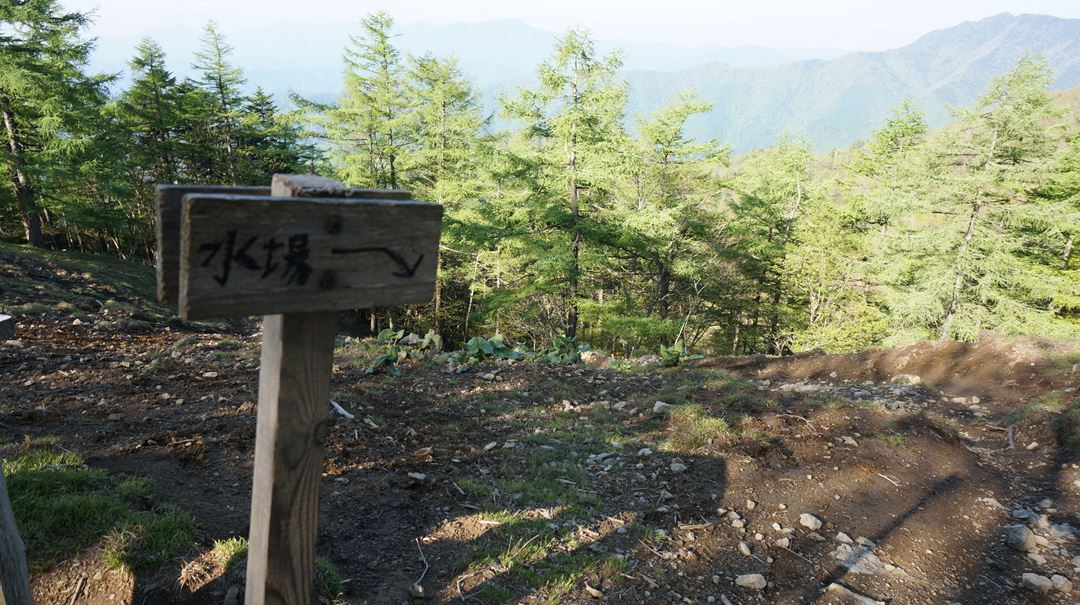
(461, 334, 524, 362)
(659, 342, 704, 367)
(541, 335, 588, 365)
(364, 329, 408, 376)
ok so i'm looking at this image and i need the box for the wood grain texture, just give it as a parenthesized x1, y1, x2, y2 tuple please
(244, 311, 337, 605)
(177, 194, 443, 320)
(270, 173, 413, 201)
(156, 185, 269, 304)
(0, 461, 33, 605)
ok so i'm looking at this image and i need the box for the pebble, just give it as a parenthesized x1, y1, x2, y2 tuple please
(735, 574, 767, 590)
(738, 541, 752, 556)
(836, 531, 853, 544)
(670, 462, 687, 473)
(638, 448, 653, 456)
(1005, 525, 1037, 552)
(799, 513, 823, 531)
(1028, 553, 1047, 565)
(1052, 574, 1073, 593)
(1022, 573, 1054, 593)
(775, 537, 791, 548)
(746, 499, 756, 510)
(653, 401, 674, 414)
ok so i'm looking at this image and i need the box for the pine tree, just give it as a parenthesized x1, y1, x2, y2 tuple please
(235, 87, 311, 183)
(119, 39, 182, 186)
(191, 21, 246, 184)
(501, 29, 627, 339)
(333, 11, 409, 189)
(0, 0, 111, 246)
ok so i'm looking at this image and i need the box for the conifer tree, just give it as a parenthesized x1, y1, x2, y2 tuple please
(191, 21, 246, 184)
(0, 0, 110, 246)
(501, 29, 627, 339)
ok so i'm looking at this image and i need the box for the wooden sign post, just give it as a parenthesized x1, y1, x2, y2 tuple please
(156, 174, 442, 604)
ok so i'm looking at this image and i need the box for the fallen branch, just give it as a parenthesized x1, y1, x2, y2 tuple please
(876, 473, 900, 487)
(410, 537, 429, 596)
(329, 399, 355, 421)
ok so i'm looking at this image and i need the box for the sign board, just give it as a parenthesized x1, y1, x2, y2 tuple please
(154, 174, 444, 604)
(178, 194, 442, 320)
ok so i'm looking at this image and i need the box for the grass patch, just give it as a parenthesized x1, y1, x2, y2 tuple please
(206, 536, 344, 599)
(2, 441, 196, 571)
(659, 404, 734, 453)
(875, 426, 907, 447)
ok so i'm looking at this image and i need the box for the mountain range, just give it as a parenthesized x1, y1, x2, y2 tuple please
(87, 13, 1080, 152)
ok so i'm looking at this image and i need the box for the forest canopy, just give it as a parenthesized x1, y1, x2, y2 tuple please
(2, 4, 1078, 355)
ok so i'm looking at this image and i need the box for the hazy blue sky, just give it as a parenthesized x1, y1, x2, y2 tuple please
(61, 0, 1080, 50)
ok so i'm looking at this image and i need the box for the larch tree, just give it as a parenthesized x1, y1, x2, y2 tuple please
(191, 21, 246, 184)
(501, 29, 627, 340)
(0, 0, 109, 247)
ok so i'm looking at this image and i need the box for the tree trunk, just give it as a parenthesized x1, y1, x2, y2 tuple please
(2, 104, 44, 247)
(940, 199, 983, 339)
(566, 76, 580, 341)
(1062, 236, 1073, 270)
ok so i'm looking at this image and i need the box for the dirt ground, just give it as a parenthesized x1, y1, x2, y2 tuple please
(3, 246, 1080, 605)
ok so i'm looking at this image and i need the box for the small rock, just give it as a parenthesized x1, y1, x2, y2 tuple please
(408, 584, 425, 598)
(1027, 441, 1040, 451)
(653, 401, 674, 414)
(1052, 574, 1073, 593)
(638, 448, 653, 456)
(407, 472, 426, 482)
(731, 519, 746, 529)
(584, 583, 604, 598)
(891, 374, 921, 385)
(1022, 573, 1054, 593)
(735, 574, 767, 590)
(746, 499, 756, 510)
(799, 513, 823, 531)
(1038, 498, 1054, 510)
(670, 462, 687, 473)
(808, 532, 827, 542)
(202, 371, 218, 378)
(223, 585, 240, 605)
(738, 541, 752, 556)
(1028, 553, 1047, 565)
(841, 435, 859, 447)
(72, 318, 83, 326)
(775, 537, 790, 548)
(1005, 525, 1037, 552)
(836, 532, 853, 544)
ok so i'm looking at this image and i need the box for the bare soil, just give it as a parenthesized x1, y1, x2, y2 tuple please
(3, 246, 1080, 605)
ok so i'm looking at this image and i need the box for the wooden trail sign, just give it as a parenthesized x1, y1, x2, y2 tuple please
(156, 174, 443, 605)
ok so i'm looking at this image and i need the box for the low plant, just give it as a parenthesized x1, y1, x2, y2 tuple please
(541, 335, 588, 365)
(659, 341, 704, 367)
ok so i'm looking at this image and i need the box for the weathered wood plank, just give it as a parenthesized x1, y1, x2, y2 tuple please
(0, 461, 33, 605)
(244, 311, 337, 605)
(157, 182, 413, 305)
(177, 195, 443, 320)
(156, 185, 269, 304)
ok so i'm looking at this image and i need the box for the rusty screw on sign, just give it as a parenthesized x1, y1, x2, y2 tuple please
(325, 215, 342, 235)
(319, 271, 336, 289)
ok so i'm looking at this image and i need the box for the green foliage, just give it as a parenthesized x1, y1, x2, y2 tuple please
(3, 8, 1078, 354)
(540, 335, 589, 365)
(3, 442, 197, 572)
(462, 334, 523, 361)
(659, 342, 704, 367)
(364, 328, 408, 376)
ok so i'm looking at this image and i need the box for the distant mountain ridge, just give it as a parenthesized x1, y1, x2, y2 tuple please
(624, 13, 1080, 151)
(87, 13, 1080, 152)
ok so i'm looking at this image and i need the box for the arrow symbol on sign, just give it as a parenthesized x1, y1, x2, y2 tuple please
(330, 246, 424, 278)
